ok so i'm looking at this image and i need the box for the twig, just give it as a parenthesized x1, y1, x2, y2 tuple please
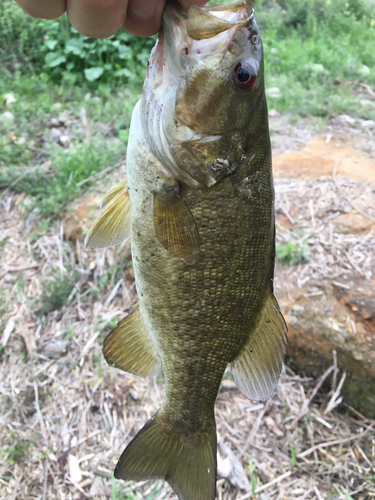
(298, 421, 374, 458)
(291, 365, 334, 426)
(324, 371, 346, 414)
(332, 161, 375, 222)
(237, 470, 295, 499)
(34, 382, 49, 500)
(76, 160, 125, 186)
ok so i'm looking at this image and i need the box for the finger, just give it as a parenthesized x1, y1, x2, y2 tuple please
(179, 0, 209, 11)
(67, 0, 129, 38)
(15, 0, 66, 19)
(123, 0, 165, 37)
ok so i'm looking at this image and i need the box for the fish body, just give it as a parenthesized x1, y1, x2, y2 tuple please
(85, 1, 287, 499)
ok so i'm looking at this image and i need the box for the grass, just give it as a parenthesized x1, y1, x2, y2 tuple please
(0, 0, 375, 223)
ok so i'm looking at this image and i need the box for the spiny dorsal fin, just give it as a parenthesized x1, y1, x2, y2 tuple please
(103, 302, 161, 377)
(231, 290, 287, 402)
(154, 185, 199, 265)
(85, 182, 131, 250)
(115, 413, 217, 500)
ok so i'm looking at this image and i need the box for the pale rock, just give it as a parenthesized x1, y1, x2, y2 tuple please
(266, 87, 281, 98)
(359, 64, 370, 76)
(4, 93, 16, 105)
(361, 120, 375, 129)
(59, 135, 70, 147)
(1, 111, 14, 122)
(68, 454, 82, 483)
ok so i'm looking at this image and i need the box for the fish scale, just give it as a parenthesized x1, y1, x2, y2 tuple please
(85, 1, 287, 499)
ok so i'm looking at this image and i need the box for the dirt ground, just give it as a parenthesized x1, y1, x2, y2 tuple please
(0, 114, 374, 500)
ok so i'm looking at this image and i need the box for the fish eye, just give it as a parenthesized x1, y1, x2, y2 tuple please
(233, 62, 257, 91)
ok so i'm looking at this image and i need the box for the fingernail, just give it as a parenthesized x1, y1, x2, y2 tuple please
(130, 0, 160, 20)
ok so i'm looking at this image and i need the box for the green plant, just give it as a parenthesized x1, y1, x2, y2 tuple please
(38, 273, 77, 317)
(276, 239, 310, 265)
(0, 0, 155, 86)
(289, 443, 298, 469)
(1, 438, 34, 464)
(248, 458, 258, 496)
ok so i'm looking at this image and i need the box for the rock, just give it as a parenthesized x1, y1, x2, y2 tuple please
(338, 115, 356, 125)
(4, 93, 16, 105)
(361, 120, 375, 130)
(1, 111, 14, 123)
(59, 135, 70, 147)
(359, 65, 370, 76)
(217, 441, 251, 490)
(42, 340, 69, 358)
(281, 277, 375, 418)
(266, 87, 281, 98)
(333, 213, 373, 234)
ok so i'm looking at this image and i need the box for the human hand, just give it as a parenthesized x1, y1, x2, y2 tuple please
(14, 0, 209, 38)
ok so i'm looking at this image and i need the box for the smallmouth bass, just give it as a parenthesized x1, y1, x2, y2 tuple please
(85, 1, 287, 499)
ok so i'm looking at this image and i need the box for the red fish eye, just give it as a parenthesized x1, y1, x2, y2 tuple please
(233, 62, 257, 91)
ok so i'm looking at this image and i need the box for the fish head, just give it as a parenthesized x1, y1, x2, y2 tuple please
(142, 0, 268, 187)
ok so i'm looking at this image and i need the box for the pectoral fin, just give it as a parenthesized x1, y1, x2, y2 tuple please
(154, 184, 199, 265)
(231, 291, 287, 402)
(85, 182, 131, 250)
(103, 302, 161, 377)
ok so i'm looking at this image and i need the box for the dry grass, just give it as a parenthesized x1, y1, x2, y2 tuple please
(1, 166, 375, 500)
(274, 172, 375, 292)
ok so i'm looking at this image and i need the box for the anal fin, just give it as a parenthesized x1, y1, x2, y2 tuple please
(103, 302, 160, 377)
(154, 184, 199, 265)
(85, 181, 131, 250)
(231, 290, 287, 402)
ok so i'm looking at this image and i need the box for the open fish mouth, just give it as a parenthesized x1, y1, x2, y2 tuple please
(141, 0, 263, 187)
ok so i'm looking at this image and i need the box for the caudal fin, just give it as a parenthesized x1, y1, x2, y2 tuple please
(115, 414, 217, 500)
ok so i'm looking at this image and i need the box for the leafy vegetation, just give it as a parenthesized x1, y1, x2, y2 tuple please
(276, 239, 310, 265)
(1, 435, 34, 464)
(0, 0, 154, 84)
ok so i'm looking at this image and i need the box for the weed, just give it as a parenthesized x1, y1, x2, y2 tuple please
(63, 325, 76, 341)
(38, 273, 77, 317)
(276, 239, 310, 265)
(1, 438, 34, 464)
(248, 458, 258, 496)
(289, 443, 298, 469)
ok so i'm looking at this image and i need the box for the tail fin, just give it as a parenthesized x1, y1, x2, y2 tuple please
(115, 414, 217, 500)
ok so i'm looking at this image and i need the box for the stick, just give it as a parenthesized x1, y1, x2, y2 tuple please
(297, 421, 375, 458)
(76, 160, 125, 186)
(237, 470, 294, 499)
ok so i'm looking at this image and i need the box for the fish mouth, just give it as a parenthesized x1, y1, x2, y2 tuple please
(186, 0, 255, 41)
(141, 0, 261, 187)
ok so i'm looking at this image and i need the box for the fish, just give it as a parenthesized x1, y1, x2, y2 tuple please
(85, 1, 287, 499)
